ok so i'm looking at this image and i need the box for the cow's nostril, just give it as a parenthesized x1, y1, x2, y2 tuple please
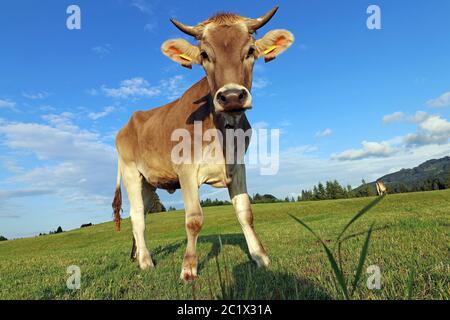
(238, 90, 247, 102)
(218, 92, 227, 103)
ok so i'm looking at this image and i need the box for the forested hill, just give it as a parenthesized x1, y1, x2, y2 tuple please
(364, 156, 450, 194)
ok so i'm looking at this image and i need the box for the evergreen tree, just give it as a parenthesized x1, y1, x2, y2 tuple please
(147, 190, 166, 213)
(447, 170, 450, 188)
(325, 181, 334, 199)
(317, 182, 326, 200)
(312, 186, 319, 200)
(346, 184, 353, 198)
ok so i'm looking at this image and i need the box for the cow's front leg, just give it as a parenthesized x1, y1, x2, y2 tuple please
(228, 165, 270, 267)
(179, 175, 203, 281)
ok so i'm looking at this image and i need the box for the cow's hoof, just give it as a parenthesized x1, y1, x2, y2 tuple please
(252, 253, 270, 268)
(180, 268, 198, 282)
(180, 254, 198, 282)
(139, 251, 155, 270)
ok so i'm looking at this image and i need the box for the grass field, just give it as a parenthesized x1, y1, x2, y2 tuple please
(0, 190, 449, 300)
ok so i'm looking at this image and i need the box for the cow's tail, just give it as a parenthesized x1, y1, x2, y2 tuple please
(112, 158, 123, 231)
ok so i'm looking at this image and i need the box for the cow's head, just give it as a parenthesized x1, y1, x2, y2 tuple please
(161, 6, 294, 114)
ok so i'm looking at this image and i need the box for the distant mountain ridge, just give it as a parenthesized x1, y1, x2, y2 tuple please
(359, 156, 450, 194)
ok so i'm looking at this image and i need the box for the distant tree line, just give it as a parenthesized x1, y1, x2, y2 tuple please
(199, 194, 289, 207)
(0, 235, 7, 241)
(200, 198, 231, 207)
(162, 169, 450, 209)
(299, 174, 450, 202)
(252, 193, 283, 203)
(299, 180, 359, 201)
(386, 175, 450, 194)
(39, 226, 64, 236)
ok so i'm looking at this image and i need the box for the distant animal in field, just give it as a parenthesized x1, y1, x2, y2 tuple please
(112, 6, 294, 281)
(81, 223, 93, 228)
(376, 180, 387, 196)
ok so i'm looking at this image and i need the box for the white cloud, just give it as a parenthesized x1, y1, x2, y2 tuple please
(159, 75, 188, 100)
(92, 44, 112, 58)
(0, 99, 16, 110)
(0, 116, 117, 211)
(315, 128, 332, 138)
(100, 75, 187, 101)
(335, 112, 450, 160)
(252, 78, 270, 90)
(426, 92, 450, 108)
(0, 189, 54, 199)
(41, 112, 78, 132)
(130, 1, 158, 33)
(409, 110, 430, 123)
(22, 91, 49, 100)
(131, 0, 153, 14)
(383, 111, 405, 124)
(332, 140, 393, 161)
(0, 157, 23, 173)
(403, 132, 448, 146)
(420, 115, 450, 134)
(88, 106, 116, 120)
(383, 110, 430, 124)
(403, 115, 450, 146)
(102, 77, 161, 99)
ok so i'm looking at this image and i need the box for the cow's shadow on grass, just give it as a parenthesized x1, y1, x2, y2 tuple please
(153, 233, 332, 300)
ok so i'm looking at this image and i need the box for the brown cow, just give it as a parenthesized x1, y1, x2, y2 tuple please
(112, 6, 294, 281)
(376, 180, 387, 196)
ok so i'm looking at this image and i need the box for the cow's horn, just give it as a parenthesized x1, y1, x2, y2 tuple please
(246, 6, 279, 33)
(170, 18, 202, 38)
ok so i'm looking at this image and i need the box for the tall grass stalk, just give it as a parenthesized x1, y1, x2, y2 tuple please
(289, 196, 384, 299)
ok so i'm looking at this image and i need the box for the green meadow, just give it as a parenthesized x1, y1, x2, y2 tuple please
(0, 189, 448, 300)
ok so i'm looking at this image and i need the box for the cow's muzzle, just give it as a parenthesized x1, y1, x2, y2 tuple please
(213, 84, 252, 113)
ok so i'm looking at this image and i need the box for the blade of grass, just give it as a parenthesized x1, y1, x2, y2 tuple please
(214, 254, 225, 299)
(336, 195, 384, 243)
(288, 214, 349, 299)
(407, 268, 415, 300)
(337, 241, 344, 277)
(350, 223, 374, 296)
(214, 235, 226, 299)
(322, 243, 350, 299)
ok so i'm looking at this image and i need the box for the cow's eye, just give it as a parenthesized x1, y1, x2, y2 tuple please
(200, 51, 209, 61)
(246, 47, 255, 58)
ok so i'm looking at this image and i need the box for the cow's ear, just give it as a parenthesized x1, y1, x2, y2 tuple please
(161, 39, 200, 69)
(255, 29, 294, 63)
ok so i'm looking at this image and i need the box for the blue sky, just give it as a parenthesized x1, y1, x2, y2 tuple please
(1, 0, 449, 238)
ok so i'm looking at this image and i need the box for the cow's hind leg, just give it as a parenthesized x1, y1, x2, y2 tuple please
(179, 174, 203, 281)
(123, 163, 154, 269)
(228, 165, 270, 267)
(131, 180, 157, 262)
